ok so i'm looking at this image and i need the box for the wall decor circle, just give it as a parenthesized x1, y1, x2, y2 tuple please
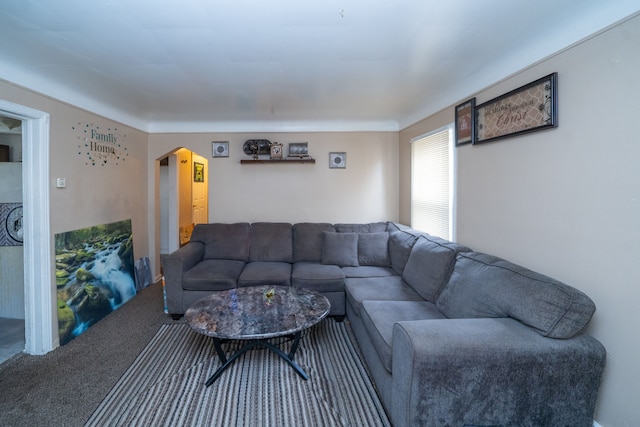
(329, 152, 346, 169)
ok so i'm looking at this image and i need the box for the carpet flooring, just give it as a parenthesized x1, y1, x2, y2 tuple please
(0, 283, 390, 426)
(86, 319, 390, 426)
(0, 282, 176, 427)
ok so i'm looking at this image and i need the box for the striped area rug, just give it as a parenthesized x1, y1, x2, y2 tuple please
(86, 319, 391, 426)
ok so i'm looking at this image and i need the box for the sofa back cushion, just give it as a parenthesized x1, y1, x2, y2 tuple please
(249, 222, 293, 262)
(335, 222, 388, 233)
(357, 232, 390, 267)
(402, 236, 460, 301)
(322, 231, 359, 267)
(388, 231, 419, 274)
(293, 223, 336, 262)
(191, 223, 250, 261)
(436, 252, 597, 339)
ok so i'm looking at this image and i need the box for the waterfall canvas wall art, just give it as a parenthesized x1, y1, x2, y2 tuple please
(55, 219, 136, 345)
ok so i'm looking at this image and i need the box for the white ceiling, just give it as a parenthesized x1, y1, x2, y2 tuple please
(0, 1, 638, 132)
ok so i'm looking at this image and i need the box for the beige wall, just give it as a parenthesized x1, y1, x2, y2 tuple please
(149, 131, 399, 224)
(400, 15, 640, 427)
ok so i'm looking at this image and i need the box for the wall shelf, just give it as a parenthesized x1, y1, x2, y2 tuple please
(240, 158, 315, 164)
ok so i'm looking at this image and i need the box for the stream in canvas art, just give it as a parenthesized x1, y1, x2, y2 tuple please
(55, 220, 136, 345)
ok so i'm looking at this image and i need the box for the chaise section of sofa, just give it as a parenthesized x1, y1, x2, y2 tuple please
(347, 241, 605, 427)
(391, 317, 605, 427)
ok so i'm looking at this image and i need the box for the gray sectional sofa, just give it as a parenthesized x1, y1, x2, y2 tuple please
(162, 221, 606, 427)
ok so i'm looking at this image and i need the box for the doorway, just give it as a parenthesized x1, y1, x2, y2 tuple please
(0, 115, 24, 364)
(158, 148, 209, 259)
(0, 99, 53, 357)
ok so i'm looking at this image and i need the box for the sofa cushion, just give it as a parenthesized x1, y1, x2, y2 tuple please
(388, 231, 419, 274)
(358, 232, 390, 267)
(293, 223, 335, 262)
(345, 276, 422, 318)
(238, 261, 292, 287)
(291, 262, 345, 293)
(182, 259, 246, 291)
(322, 232, 359, 267)
(402, 236, 458, 302)
(191, 223, 250, 261)
(361, 300, 447, 372)
(436, 252, 597, 338)
(249, 222, 293, 262)
(342, 266, 396, 278)
(335, 222, 388, 233)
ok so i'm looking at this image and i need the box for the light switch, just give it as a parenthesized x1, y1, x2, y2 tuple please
(56, 178, 66, 188)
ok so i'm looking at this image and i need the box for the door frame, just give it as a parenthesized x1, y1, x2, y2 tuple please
(0, 99, 54, 354)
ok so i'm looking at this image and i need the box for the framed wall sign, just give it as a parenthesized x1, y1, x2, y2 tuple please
(454, 98, 475, 146)
(474, 72, 558, 144)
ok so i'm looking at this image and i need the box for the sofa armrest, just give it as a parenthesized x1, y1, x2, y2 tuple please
(162, 242, 205, 314)
(391, 318, 605, 427)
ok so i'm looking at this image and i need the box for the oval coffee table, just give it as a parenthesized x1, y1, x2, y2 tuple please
(186, 285, 330, 386)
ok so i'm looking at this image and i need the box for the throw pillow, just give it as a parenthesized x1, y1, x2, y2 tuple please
(358, 232, 390, 266)
(322, 232, 359, 267)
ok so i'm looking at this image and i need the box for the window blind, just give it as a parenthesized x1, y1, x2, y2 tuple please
(411, 128, 451, 240)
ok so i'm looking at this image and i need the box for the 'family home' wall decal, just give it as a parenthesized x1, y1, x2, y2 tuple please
(73, 122, 129, 166)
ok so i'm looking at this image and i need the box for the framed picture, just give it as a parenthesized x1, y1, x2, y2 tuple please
(212, 141, 229, 157)
(474, 72, 558, 144)
(329, 152, 346, 169)
(288, 142, 309, 158)
(454, 98, 475, 146)
(193, 162, 204, 182)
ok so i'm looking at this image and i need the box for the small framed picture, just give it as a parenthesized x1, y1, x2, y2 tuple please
(329, 152, 346, 169)
(212, 141, 229, 158)
(193, 162, 204, 182)
(455, 98, 475, 146)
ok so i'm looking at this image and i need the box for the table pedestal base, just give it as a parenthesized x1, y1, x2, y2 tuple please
(206, 331, 306, 386)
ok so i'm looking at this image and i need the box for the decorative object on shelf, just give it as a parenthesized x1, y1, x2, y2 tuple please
(288, 142, 309, 158)
(329, 152, 346, 169)
(243, 139, 271, 159)
(270, 142, 283, 160)
(474, 72, 558, 145)
(212, 141, 229, 158)
(240, 158, 315, 164)
(455, 98, 475, 146)
(194, 162, 204, 182)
